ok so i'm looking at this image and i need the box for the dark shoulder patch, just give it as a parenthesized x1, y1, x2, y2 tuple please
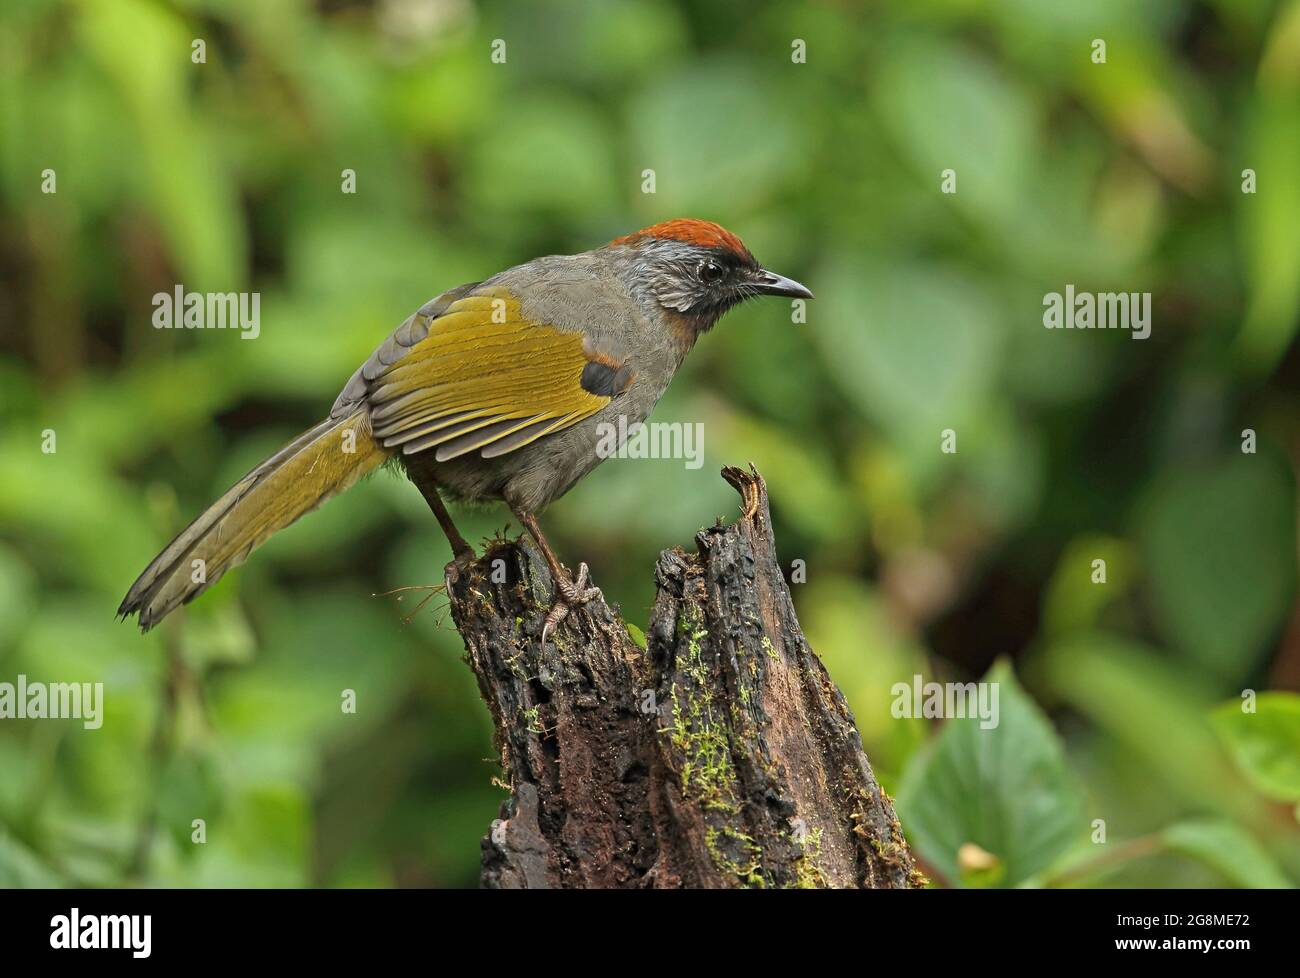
(580, 359, 634, 398)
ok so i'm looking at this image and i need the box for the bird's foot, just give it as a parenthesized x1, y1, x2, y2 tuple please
(442, 545, 476, 590)
(541, 562, 602, 644)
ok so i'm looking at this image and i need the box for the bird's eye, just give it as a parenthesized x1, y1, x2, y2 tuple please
(698, 260, 725, 284)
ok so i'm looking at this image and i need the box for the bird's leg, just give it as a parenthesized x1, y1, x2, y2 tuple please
(511, 506, 601, 642)
(416, 479, 475, 563)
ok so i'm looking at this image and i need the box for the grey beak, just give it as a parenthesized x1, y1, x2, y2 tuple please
(753, 269, 814, 300)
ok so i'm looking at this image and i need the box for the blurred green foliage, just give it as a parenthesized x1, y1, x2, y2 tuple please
(1, 0, 1298, 888)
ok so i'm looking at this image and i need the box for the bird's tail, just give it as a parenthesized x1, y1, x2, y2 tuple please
(119, 410, 389, 631)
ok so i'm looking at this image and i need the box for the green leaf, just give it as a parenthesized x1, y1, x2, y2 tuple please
(1162, 818, 1292, 889)
(1235, 5, 1300, 374)
(897, 660, 1085, 887)
(0, 828, 62, 888)
(629, 60, 807, 213)
(465, 94, 618, 215)
(1036, 633, 1253, 820)
(157, 752, 224, 857)
(1141, 454, 1297, 682)
(1211, 693, 1300, 802)
(1041, 535, 1136, 639)
(78, 0, 245, 286)
(874, 38, 1034, 227)
(0, 543, 36, 651)
(813, 259, 1002, 454)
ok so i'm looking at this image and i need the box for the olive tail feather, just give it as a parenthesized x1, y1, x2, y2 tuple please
(118, 411, 387, 631)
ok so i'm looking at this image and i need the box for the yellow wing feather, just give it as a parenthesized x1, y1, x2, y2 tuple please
(368, 290, 611, 460)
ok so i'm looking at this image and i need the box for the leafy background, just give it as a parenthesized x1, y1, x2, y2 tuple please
(1, 0, 1299, 888)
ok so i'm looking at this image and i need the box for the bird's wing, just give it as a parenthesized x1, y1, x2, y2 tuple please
(353, 286, 631, 462)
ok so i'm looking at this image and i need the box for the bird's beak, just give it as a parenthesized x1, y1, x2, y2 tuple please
(752, 268, 814, 300)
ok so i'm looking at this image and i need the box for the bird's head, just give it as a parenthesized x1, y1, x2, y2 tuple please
(609, 219, 812, 337)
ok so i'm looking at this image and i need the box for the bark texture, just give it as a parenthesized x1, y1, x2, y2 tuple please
(446, 465, 920, 889)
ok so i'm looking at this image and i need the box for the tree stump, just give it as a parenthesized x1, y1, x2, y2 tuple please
(445, 465, 921, 889)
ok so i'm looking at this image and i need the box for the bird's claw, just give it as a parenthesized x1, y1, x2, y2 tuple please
(540, 562, 602, 644)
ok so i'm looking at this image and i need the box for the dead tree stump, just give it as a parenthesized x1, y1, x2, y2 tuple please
(445, 465, 920, 889)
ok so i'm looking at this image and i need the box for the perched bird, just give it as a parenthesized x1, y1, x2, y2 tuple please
(119, 219, 812, 637)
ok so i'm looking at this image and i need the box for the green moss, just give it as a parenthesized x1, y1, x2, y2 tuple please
(790, 826, 828, 889)
(661, 605, 740, 815)
(706, 826, 765, 888)
(858, 811, 924, 885)
(661, 604, 794, 886)
(502, 645, 529, 678)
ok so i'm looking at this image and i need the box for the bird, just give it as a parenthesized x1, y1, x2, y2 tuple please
(119, 218, 812, 638)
